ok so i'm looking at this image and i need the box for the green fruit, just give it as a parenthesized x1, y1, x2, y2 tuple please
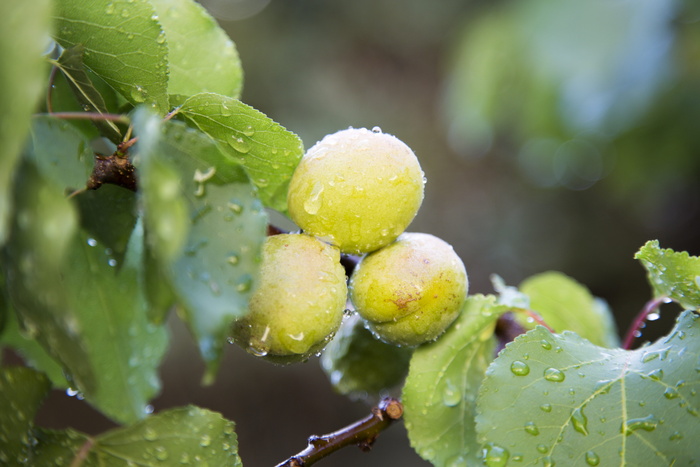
(349, 232, 468, 346)
(287, 127, 425, 255)
(231, 233, 347, 362)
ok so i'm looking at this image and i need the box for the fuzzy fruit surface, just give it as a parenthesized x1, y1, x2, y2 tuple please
(349, 232, 468, 346)
(231, 233, 347, 361)
(287, 127, 424, 255)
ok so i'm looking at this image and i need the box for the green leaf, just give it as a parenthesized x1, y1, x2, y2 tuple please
(402, 295, 509, 465)
(635, 240, 700, 310)
(27, 116, 95, 191)
(4, 161, 168, 424)
(179, 92, 304, 212)
(0, 367, 51, 465)
(0, 303, 69, 389)
(320, 313, 412, 399)
(0, 0, 52, 246)
(53, 0, 169, 113)
(476, 310, 700, 466)
(519, 271, 619, 348)
(150, 0, 243, 101)
(133, 112, 267, 381)
(30, 429, 90, 466)
(54, 45, 124, 143)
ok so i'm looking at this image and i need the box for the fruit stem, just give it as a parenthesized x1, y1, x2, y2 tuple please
(621, 295, 670, 350)
(275, 397, 403, 467)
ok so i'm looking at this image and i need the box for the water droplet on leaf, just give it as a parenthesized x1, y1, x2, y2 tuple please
(544, 368, 565, 382)
(510, 361, 530, 376)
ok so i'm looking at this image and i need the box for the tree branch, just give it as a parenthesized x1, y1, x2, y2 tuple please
(275, 397, 403, 467)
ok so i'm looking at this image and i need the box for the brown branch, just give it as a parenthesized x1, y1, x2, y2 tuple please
(275, 397, 403, 467)
(86, 153, 137, 191)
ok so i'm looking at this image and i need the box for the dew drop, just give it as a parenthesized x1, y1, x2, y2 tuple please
(371, 126, 382, 133)
(542, 456, 555, 467)
(524, 421, 539, 436)
(536, 444, 549, 454)
(593, 380, 612, 394)
(105, 3, 115, 14)
(199, 434, 211, 447)
(540, 339, 552, 350)
(622, 414, 659, 435)
(446, 454, 468, 467)
(664, 388, 680, 399)
(155, 446, 168, 461)
(87, 238, 97, 247)
(303, 183, 324, 215)
(144, 427, 158, 441)
(229, 136, 251, 154)
(584, 451, 600, 466)
(442, 381, 462, 407)
(544, 368, 565, 382)
(540, 403, 552, 413)
(571, 407, 589, 435)
(227, 254, 240, 266)
(482, 443, 509, 467)
(644, 369, 663, 381)
(243, 125, 255, 137)
(669, 431, 683, 441)
(108, 258, 118, 267)
(510, 361, 530, 376)
(130, 85, 147, 103)
(235, 274, 253, 293)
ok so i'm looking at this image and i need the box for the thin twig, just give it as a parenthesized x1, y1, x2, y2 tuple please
(36, 111, 130, 124)
(46, 65, 59, 113)
(275, 398, 403, 467)
(622, 295, 670, 350)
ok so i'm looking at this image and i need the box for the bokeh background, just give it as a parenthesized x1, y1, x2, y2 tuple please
(36, 0, 700, 465)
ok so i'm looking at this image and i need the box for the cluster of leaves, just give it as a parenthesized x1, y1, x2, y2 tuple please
(1, 0, 699, 466)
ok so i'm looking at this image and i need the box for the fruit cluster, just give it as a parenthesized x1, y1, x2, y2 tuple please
(231, 127, 468, 361)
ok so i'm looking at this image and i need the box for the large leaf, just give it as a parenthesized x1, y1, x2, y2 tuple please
(320, 313, 412, 399)
(4, 160, 168, 424)
(52, 0, 169, 113)
(133, 112, 267, 382)
(179, 92, 304, 212)
(150, 0, 243, 102)
(0, 367, 51, 465)
(476, 310, 700, 466)
(519, 271, 619, 348)
(0, 0, 52, 245)
(402, 295, 509, 465)
(29, 406, 242, 466)
(635, 240, 700, 310)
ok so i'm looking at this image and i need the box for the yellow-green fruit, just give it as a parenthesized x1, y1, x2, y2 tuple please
(287, 127, 425, 255)
(349, 232, 468, 346)
(231, 233, 347, 362)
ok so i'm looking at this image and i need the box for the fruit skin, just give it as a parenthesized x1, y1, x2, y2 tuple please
(349, 232, 468, 347)
(287, 127, 424, 255)
(231, 233, 347, 362)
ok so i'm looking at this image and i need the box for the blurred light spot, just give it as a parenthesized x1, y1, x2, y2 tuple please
(199, 0, 271, 21)
(553, 139, 603, 190)
(446, 110, 493, 160)
(517, 138, 560, 188)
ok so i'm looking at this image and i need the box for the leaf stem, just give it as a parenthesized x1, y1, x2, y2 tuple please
(36, 111, 131, 124)
(515, 308, 556, 333)
(621, 295, 670, 350)
(275, 397, 403, 467)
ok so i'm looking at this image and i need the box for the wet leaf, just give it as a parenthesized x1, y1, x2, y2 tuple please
(179, 92, 304, 212)
(0, 0, 52, 245)
(150, 0, 243, 102)
(635, 240, 700, 310)
(0, 367, 51, 465)
(403, 295, 509, 465)
(476, 310, 700, 466)
(54, 45, 123, 143)
(519, 271, 619, 348)
(133, 112, 267, 382)
(321, 313, 412, 399)
(53, 0, 170, 113)
(4, 160, 168, 424)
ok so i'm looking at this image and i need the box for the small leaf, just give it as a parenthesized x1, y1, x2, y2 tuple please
(519, 271, 619, 348)
(0, 0, 52, 245)
(179, 92, 304, 212)
(54, 45, 123, 143)
(30, 429, 90, 466)
(635, 240, 700, 310)
(320, 313, 412, 399)
(476, 310, 700, 465)
(150, 0, 243, 101)
(90, 406, 242, 466)
(133, 113, 267, 381)
(402, 295, 509, 465)
(0, 367, 51, 464)
(53, 0, 170, 113)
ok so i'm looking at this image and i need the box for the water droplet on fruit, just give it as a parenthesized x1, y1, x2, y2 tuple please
(571, 407, 589, 435)
(371, 126, 382, 133)
(544, 368, 565, 382)
(303, 183, 324, 215)
(510, 361, 530, 376)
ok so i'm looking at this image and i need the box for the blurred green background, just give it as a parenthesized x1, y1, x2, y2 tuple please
(36, 0, 700, 465)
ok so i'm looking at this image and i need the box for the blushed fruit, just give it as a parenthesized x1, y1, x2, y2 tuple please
(230, 233, 347, 363)
(349, 232, 468, 347)
(287, 127, 425, 255)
